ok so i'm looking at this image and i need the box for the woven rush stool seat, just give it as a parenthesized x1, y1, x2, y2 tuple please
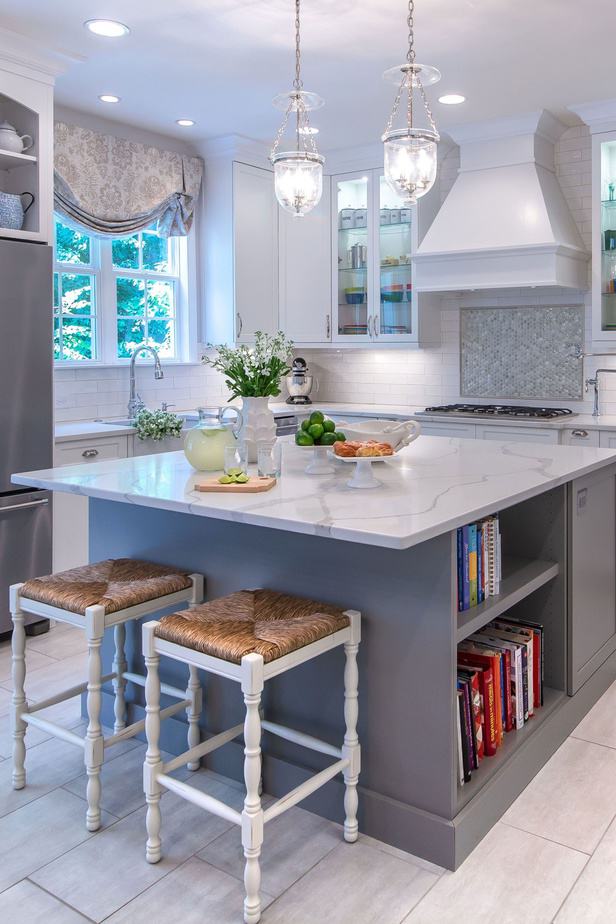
(142, 588, 361, 924)
(21, 558, 194, 616)
(154, 589, 350, 664)
(10, 559, 204, 833)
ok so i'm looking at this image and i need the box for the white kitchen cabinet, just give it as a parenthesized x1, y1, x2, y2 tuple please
(599, 429, 616, 448)
(53, 435, 129, 572)
(279, 178, 332, 344)
(417, 421, 477, 439)
(561, 427, 601, 446)
(474, 424, 559, 444)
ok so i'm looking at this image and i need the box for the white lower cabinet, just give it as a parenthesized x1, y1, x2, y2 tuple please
(599, 430, 616, 448)
(474, 424, 559, 444)
(417, 422, 477, 440)
(53, 435, 129, 572)
(562, 427, 601, 447)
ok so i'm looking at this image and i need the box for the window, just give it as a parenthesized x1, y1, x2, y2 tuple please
(53, 217, 193, 364)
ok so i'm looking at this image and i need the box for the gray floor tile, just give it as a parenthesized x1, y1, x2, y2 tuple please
(0, 686, 12, 717)
(31, 771, 245, 922)
(0, 642, 56, 683)
(26, 624, 88, 660)
(265, 839, 439, 924)
(0, 788, 114, 892)
(359, 832, 445, 877)
(571, 677, 616, 749)
(198, 804, 341, 898)
(0, 723, 138, 819)
(404, 823, 587, 924)
(502, 736, 616, 853)
(107, 856, 275, 923)
(12, 651, 88, 703)
(555, 813, 616, 923)
(0, 878, 88, 922)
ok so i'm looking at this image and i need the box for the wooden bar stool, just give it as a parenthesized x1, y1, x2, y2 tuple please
(142, 589, 361, 924)
(10, 558, 204, 831)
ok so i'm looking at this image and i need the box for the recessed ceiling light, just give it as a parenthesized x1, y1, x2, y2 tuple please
(176, 119, 195, 127)
(298, 126, 319, 136)
(98, 94, 120, 104)
(85, 19, 130, 37)
(438, 94, 466, 105)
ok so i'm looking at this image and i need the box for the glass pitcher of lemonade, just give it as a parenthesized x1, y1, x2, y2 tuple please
(183, 406, 243, 472)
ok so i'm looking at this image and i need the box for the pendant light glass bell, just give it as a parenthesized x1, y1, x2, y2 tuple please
(270, 0, 324, 217)
(382, 1, 440, 204)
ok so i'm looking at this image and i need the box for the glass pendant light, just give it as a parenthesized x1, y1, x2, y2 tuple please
(270, 0, 324, 217)
(382, 0, 440, 204)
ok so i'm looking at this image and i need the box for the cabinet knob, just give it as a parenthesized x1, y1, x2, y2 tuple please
(82, 448, 99, 458)
(374, 315, 380, 337)
(236, 312, 243, 337)
(326, 314, 331, 339)
(571, 429, 589, 438)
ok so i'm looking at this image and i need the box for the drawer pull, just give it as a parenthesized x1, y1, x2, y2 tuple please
(571, 429, 589, 438)
(82, 448, 99, 458)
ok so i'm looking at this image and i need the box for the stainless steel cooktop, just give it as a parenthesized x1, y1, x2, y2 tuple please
(418, 403, 576, 421)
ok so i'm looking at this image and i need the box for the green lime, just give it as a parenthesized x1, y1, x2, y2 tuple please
(218, 474, 234, 484)
(295, 431, 314, 446)
(320, 432, 336, 446)
(227, 467, 244, 477)
(301, 418, 311, 432)
(308, 423, 324, 440)
(322, 419, 336, 433)
(236, 473, 249, 484)
(333, 432, 346, 442)
(309, 410, 325, 426)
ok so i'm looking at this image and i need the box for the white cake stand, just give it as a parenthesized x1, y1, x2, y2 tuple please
(330, 453, 388, 489)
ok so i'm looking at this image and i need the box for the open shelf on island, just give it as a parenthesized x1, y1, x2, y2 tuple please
(0, 148, 37, 171)
(456, 557, 559, 643)
(456, 685, 565, 811)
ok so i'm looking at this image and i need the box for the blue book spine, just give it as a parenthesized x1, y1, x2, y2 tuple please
(457, 528, 464, 612)
(477, 524, 483, 603)
(462, 526, 470, 611)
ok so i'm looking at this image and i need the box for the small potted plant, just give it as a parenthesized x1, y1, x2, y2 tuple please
(134, 408, 184, 453)
(203, 331, 293, 461)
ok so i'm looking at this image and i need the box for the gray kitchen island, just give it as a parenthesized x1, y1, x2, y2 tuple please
(13, 435, 616, 869)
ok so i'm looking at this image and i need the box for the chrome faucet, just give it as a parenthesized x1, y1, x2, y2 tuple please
(127, 344, 164, 418)
(585, 368, 616, 417)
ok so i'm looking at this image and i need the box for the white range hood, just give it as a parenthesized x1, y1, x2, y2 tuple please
(414, 111, 589, 291)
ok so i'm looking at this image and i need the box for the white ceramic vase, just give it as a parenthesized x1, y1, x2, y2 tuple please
(239, 396, 276, 462)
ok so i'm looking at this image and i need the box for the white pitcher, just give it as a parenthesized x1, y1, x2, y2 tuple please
(0, 121, 33, 154)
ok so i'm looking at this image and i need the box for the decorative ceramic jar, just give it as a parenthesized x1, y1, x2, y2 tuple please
(0, 121, 33, 153)
(0, 191, 34, 230)
(238, 396, 276, 462)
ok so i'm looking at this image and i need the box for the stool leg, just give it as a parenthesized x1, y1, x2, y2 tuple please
(342, 611, 361, 844)
(85, 605, 105, 832)
(186, 665, 202, 771)
(10, 585, 27, 790)
(143, 622, 163, 864)
(241, 654, 264, 924)
(112, 623, 127, 734)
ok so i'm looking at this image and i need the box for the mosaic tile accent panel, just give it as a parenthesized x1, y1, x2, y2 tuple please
(461, 305, 584, 399)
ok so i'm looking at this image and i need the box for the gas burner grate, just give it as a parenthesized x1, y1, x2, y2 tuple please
(423, 404, 574, 420)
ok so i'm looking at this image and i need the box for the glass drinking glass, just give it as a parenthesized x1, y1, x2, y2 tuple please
(257, 442, 282, 478)
(224, 443, 247, 476)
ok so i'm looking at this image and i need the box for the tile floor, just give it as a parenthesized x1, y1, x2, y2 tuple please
(0, 623, 615, 922)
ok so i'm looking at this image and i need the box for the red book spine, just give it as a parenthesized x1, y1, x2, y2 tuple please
(533, 630, 541, 709)
(457, 654, 498, 754)
(468, 671, 484, 761)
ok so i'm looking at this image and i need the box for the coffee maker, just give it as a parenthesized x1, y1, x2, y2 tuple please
(285, 357, 316, 405)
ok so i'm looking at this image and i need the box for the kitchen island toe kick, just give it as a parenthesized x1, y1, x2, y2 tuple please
(12, 437, 616, 870)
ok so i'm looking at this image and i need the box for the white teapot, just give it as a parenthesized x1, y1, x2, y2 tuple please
(0, 121, 33, 154)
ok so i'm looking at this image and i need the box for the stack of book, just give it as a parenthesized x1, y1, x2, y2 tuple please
(456, 615, 545, 786)
(457, 514, 501, 612)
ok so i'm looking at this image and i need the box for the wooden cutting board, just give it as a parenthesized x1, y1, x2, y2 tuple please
(194, 476, 277, 493)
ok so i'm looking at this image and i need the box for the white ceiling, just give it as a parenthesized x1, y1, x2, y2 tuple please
(0, 0, 612, 151)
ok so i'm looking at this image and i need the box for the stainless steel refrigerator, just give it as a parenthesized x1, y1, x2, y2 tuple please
(0, 238, 53, 635)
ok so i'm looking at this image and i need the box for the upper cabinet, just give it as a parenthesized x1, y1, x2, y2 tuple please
(0, 34, 65, 244)
(598, 137, 616, 339)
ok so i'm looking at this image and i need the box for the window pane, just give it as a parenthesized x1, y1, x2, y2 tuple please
(147, 280, 174, 318)
(61, 274, 93, 315)
(117, 317, 146, 358)
(112, 235, 140, 269)
(55, 220, 91, 265)
(147, 319, 175, 358)
(116, 276, 145, 315)
(61, 318, 95, 361)
(142, 230, 169, 272)
(53, 316, 61, 360)
(53, 272, 59, 308)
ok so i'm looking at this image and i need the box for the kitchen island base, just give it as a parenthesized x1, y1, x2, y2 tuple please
(85, 463, 616, 870)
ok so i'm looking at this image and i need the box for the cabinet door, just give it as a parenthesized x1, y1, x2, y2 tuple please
(233, 162, 279, 343)
(333, 172, 372, 342)
(53, 435, 128, 572)
(373, 173, 416, 342)
(474, 424, 559, 444)
(599, 429, 616, 448)
(568, 464, 616, 693)
(418, 422, 476, 439)
(561, 427, 600, 447)
(279, 179, 331, 343)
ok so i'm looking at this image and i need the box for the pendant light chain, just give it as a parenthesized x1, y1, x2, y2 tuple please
(293, 0, 302, 91)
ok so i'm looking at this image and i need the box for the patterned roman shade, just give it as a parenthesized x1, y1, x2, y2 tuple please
(53, 121, 203, 237)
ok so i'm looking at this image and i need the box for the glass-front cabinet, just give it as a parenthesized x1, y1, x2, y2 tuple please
(332, 169, 417, 343)
(600, 139, 616, 335)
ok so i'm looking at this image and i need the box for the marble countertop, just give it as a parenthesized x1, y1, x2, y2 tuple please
(15, 436, 616, 550)
(55, 421, 137, 442)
